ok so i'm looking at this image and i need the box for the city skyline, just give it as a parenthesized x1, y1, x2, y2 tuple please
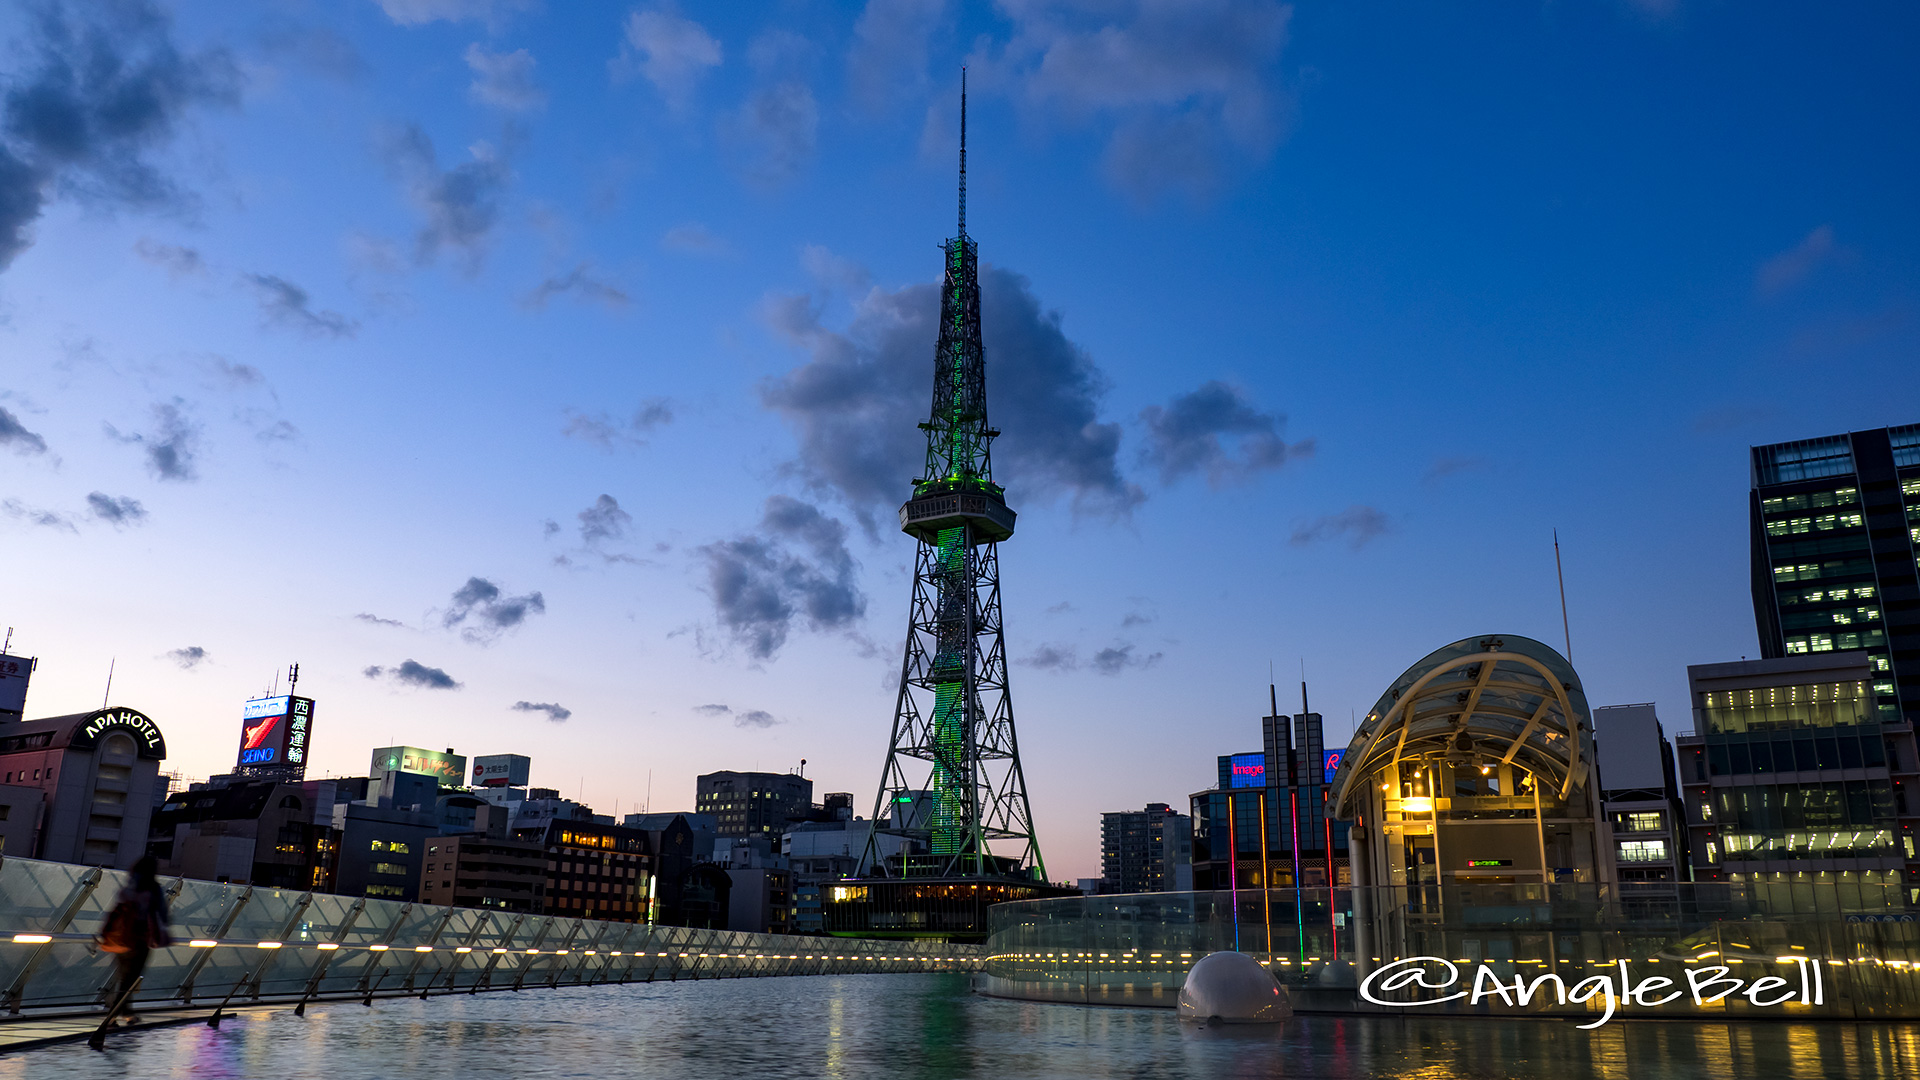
(4, 2, 1919, 880)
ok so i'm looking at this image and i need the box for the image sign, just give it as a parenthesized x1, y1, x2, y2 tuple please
(1228, 753, 1265, 788)
(237, 695, 315, 769)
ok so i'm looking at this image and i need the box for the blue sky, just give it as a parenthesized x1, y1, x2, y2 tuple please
(2, 1, 1916, 880)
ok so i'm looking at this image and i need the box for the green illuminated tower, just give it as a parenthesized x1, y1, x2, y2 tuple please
(858, 73, 1046, 883)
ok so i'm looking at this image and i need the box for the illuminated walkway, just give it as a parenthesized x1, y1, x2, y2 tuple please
(0, 856, 978, 1041)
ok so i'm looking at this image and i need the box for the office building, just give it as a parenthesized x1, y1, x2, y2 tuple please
(695, 770, 812, 838)
(1675, 654, 1920, 898)
(1191, 700, 1350, 893)
(521, 817, 698, 924)
(1750, 425, 1920, 725)
(0, 705, 169, 868)
(1098, 803, 1192, 894)
(419, 834, 547, 913)
(148, 778, 338, 889)
(1592, 703, 1688, 896)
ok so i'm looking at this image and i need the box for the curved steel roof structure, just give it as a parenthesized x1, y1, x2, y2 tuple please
(1328, 634, 1593, 819)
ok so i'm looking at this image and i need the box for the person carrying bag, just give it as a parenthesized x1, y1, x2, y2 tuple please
(97, 856, 172, 1023)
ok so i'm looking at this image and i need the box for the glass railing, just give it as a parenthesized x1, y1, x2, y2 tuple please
(983, 883, 1920, 1021)
(0, 857, 981, 1016)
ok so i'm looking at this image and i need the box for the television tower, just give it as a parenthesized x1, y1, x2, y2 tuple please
(859, 71, 1046, 882)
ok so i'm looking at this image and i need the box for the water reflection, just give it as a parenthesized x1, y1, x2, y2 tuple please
(3, 973, 1917, 1079)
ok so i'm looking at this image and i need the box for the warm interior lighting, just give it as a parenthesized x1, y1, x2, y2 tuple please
(413, 946, 432, 953)
(369, 944, 390, 952)
(11, 933, 52, 944)
(317, 943, 341, 951)
(189, 939, 219, 948)
(492, 948, 508, 954)
(256, 941, 283, 949)
(455, 946, 473, 953)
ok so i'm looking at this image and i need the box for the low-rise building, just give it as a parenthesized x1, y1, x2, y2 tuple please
(1593, 703, 1688, 899)
(148, 778, 337, 888)
(0, 706, 168, 869)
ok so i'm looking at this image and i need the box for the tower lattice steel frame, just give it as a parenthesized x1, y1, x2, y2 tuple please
(859, 74, 1046, 882)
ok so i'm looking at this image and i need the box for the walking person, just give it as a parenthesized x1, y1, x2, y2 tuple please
(98, 855, 171, 1023)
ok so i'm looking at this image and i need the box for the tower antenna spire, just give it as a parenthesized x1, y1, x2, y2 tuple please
(958, 67, 967, 237)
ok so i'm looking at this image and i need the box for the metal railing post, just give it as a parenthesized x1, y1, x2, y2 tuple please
(3, 867, 104, 1013)
(419, 910, 492, 998)
(177, 885, 255, 1005)
(354, 901, 416, 1004)
(471, 912, 527, 993)
(295, 898, 367, 1016)
(399, 907, 462, 993)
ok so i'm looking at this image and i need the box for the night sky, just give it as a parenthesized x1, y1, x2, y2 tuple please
(3, 1, 1917, 879)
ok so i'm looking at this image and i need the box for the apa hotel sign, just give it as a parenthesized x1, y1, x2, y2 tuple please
(69, 706, 168, 759)
(1359, 955, 1825, 1028)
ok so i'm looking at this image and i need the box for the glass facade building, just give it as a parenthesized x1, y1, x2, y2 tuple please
(1676, 654, 1920, 902)
(1750, 424, 1920, 724)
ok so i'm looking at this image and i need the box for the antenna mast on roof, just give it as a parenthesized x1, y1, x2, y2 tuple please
(958, 67, 967, 237)
(101, 658, 114, 709)
(1554, 529, 1573, 663)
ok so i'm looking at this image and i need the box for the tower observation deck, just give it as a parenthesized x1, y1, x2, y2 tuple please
(824, 73, 1073, 942)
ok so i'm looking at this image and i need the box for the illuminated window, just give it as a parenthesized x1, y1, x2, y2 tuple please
(1618, 840, 1668, 863)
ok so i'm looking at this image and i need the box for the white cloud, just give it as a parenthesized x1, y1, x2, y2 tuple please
(465, 44, 546, 112)
(613, 8, 723, 111)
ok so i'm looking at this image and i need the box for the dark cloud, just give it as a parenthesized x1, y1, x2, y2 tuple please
(578, 494, 631, 544)
(381, 122, 511, 271)
(698, 495, 864, 660)
(1290, 505, 1390, 550)
(760, 263, 1139, 527)
(1121, 612, 1151, 628)
(735, 709, 778, 729)
(164, 645, 206, 669)
(694, 703, 732, 717)
(443, 576, 545, 642)
(511, 700, 571, 722)
(366, 659, 462, 690)
(1692, 404, 1777, 434)
(1422, 456, 1487, 484)
(847, 0, 945, 113)
(86, 491, 145, 525)
(244, 272, 357, 338)
(465, 44, 545, 112)
(2, 499, 75, 532)
(207, 357, 263, 388)
(0, 406, 48, 455)
(1091, 643, 1162, 675)
(729, 81, 818, 186)
(1139, 380, 1307, 486)
(0, 1, 241, 271)
(977, 0, 1292, 202)
(133, 237, 203, 277)
(561, 398, 673, 450)
(520, 263, 629, 310)
(107, 400, 199, 481)
(1022, 643, 1079, 671)
(355, 612, 407, 628)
